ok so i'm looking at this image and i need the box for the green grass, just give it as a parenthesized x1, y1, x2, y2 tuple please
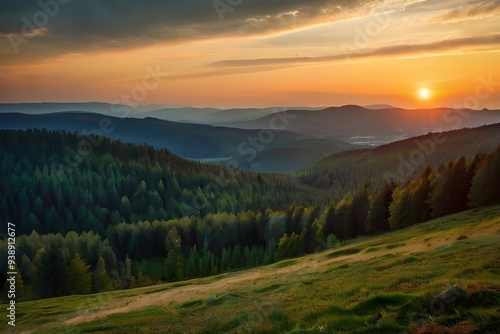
(3, 205, 500, 334)
(179, 299, 204, 308)
(272, 259, 299, 268)
(326, 247, 362, 258)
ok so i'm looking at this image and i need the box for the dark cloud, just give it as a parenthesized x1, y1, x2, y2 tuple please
(208, 33, 500, 68)
(430, 0, 500, 23)
(0, 0, 373, 57)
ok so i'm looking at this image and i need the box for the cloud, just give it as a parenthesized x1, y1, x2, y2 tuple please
(0, 0, 418, 58)
(165, 65, 295, 81)
(209, 34, 500, 68)
(430, 0, 500, 23)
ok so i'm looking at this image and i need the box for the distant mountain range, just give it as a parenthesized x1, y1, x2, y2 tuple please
(223, 105, 500, 145)
(1, 102, 499, 173)
(2, 103, 498, 147)
(0, 103, 321, 125)
(0, 112, 354, 172)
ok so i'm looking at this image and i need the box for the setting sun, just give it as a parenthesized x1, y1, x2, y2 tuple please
(418, 88, 432, 100)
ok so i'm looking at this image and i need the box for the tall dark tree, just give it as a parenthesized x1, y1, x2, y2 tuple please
(429, 157, 471, 217)
(469, 147, 500, 207)
(366, 182, 394, 233)
(92, 256, 110, 293)
(33, 246, 68, 298)
(351, 188, 370, 237)
(164, 227, 183, 282)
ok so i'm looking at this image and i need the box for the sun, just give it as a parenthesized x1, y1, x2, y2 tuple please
(418, 88, 432, 100)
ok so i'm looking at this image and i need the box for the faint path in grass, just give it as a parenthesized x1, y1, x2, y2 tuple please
(60, 209, 499, 328)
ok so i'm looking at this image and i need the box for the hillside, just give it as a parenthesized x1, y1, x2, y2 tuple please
(224, 105, 500, 146)
(299, 123, 500, 198)
(0, 129, 321, 237)
(0, 112, 355, 172)
(4, 206, 499, 334)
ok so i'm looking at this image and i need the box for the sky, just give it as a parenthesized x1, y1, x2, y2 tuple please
(0, 0, 499, 109)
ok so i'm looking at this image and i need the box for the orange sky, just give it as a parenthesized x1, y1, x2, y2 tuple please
(1, 0, 499, 109)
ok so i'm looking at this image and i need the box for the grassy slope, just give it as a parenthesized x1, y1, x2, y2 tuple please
(4, 206, 500, 334)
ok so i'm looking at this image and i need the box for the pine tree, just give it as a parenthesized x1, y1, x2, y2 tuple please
(65, 253, 92, 295)
(164, 251, 184, 282)
(230, 245, 242, 269)
(164, 227, 183, 281)
(20, 254, 34, 281)
(242, 246, 251, 268)
(123, 256, 133, 288)
(263, 239, 277, 265)
(469, 147, 500, 207)
(220, 247, 230, 272)
(322, 204, 336, 237)
(389, 186, 411, 230)
(334, 193, 353, 240)
(351, 188, 369, 237)
(92, 256, 110, 293)
(429, 158, 471, 218)
(366, 183, 393, 233)
(33, 246, 68, 298)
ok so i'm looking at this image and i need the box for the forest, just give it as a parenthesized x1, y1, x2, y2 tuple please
(1, 129, 499, 301)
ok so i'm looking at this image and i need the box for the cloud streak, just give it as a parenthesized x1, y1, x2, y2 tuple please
(209, 34, 500, 68)
(430, 0, 500, 23)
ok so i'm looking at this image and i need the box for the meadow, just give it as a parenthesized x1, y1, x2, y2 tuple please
(4, 205, 500, 334)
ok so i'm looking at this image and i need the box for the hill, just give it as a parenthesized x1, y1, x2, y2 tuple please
(299, 123, 500, 198)
(0, 112, 355, 172)
(224, 105, 500, 146)
(0, 102, 168, 115)
(0, 102, 322, 125)
(3, 103, 499, 148)
(0, 129, 321, 237)
(4, 205, 499, 333)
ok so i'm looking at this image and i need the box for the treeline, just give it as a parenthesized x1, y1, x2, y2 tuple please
(0, 217, 278, 300)
(1, 130, 499, 301)
(272, 145, 500, 259)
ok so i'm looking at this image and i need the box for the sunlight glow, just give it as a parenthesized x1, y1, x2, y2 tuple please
(418, 88, 432, 100)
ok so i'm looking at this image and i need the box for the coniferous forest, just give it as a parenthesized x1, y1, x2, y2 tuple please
(1, 129, 500, 300)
